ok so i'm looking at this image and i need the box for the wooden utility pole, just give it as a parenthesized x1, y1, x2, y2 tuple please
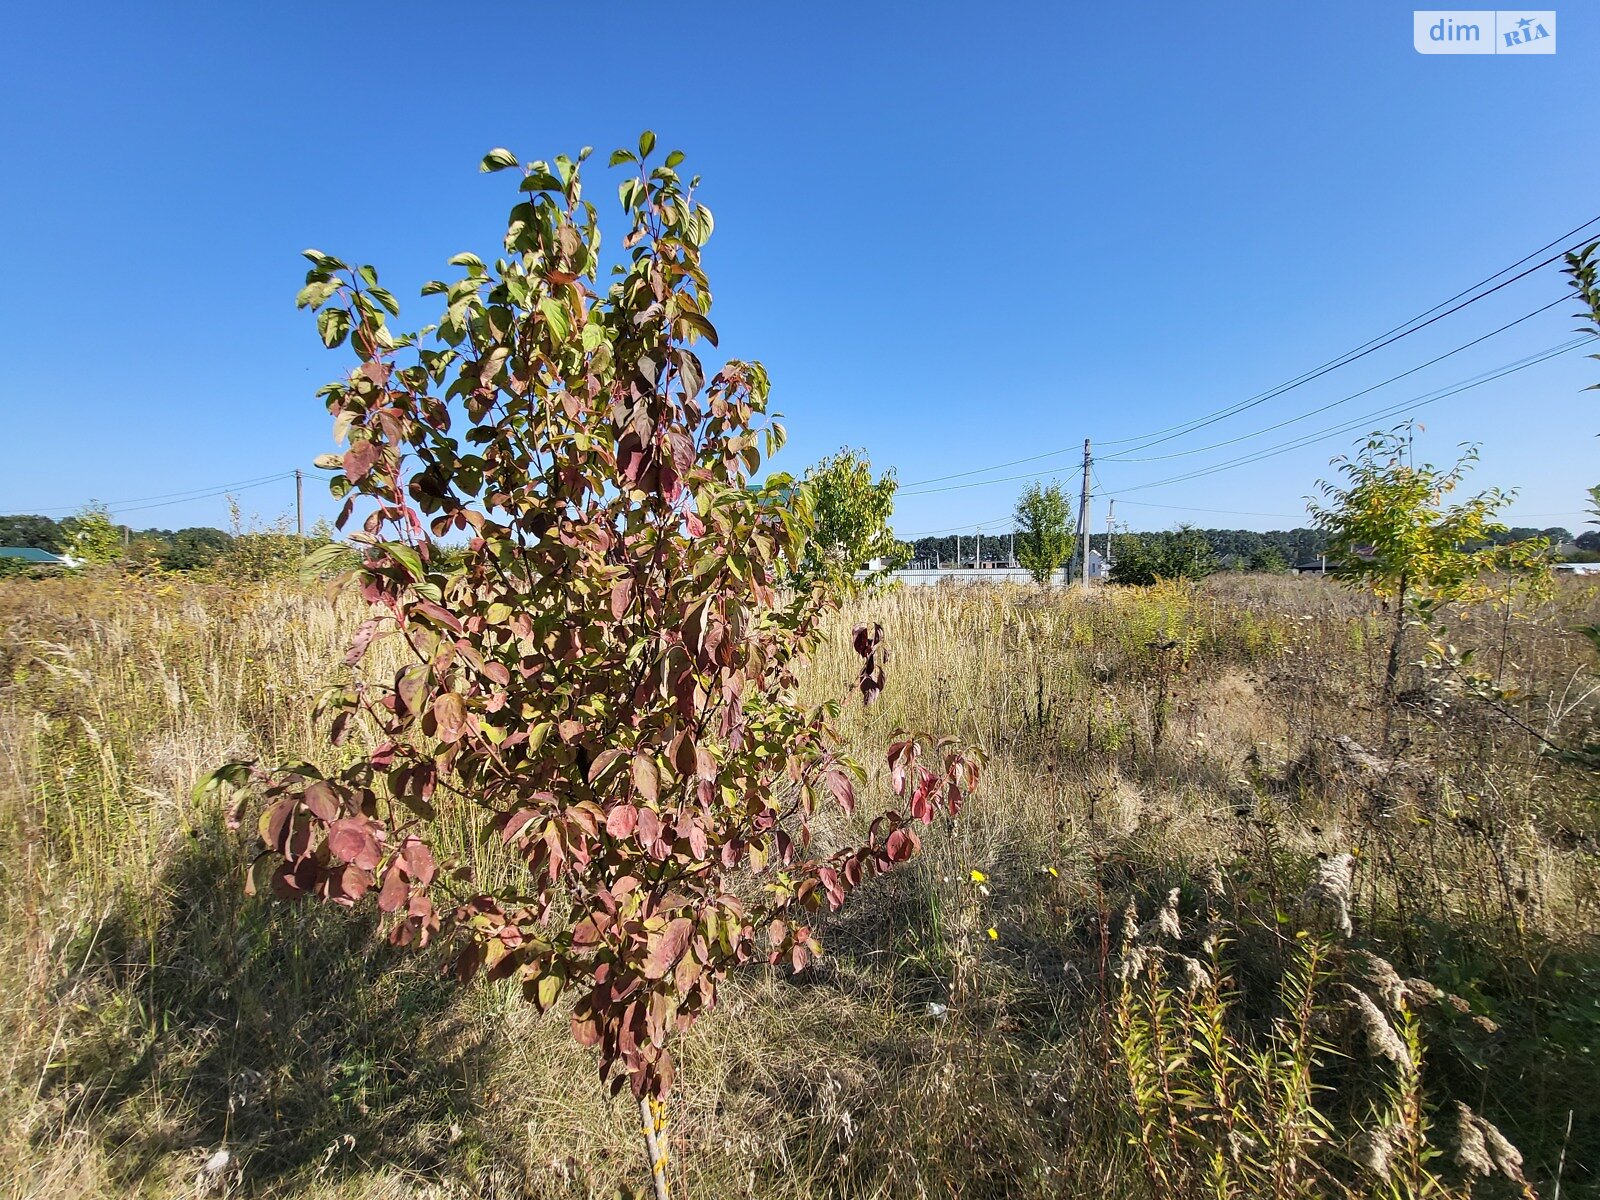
(1077, 438, 1092, 590)
(295, 469, 305, 539)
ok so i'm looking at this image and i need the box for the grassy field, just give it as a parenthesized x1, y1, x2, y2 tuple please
(0, 572, 1596, 1198)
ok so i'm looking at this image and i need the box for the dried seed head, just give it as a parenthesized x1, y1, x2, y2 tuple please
(1455, 1103, 1495, 1177)
(1120, 897, 1140, 947)
(1401, 977, 1440, 1007)
(1177, 955, 1212, 994)
(1136, 888, 1182, 944)
(1351, 1127, 1394, 1180)
(1357, 951, 1407, 1010)
(1117, 945, 1152, 982)
(1479, 1116, 1526, 1181)
(1349, 987, 1412, 1070)
(1202, 861, 1226, 899)
(1303, 853, 1356, 938)
(1453, 1102, 1526, 1182)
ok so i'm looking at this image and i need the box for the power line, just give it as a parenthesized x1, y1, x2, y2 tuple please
(1098, 213, 1600, 453)
(1100, 295, 1568, 463)
(5, 470, 299, 516)
(1111, 499, 1307, 520)
(112, 474, 303, 516)
(900, 335, 1590, 498)
(898, 214, 1600, 490)
(1103, 337, 1593, 498)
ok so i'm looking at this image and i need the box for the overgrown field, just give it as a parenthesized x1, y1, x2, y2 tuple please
(0, 574, 1596, 1198)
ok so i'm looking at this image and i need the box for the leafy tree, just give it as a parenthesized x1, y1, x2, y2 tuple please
(795, 447, 907, 593)
(200, 138, 979, 1198)
(1013, 481, 1075, 584)
(160, 526, 234, 571)
(1249, 545, 1288, 573)
(0, 514, 64, 551)
(62, 503, 123, 566)
(1110, 527, 1216, 586)
(1308, 425, 1547, 721)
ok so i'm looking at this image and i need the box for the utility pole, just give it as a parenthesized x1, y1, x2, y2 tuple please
(1105, 499, 1115, 574)
(295, 469, 305, 539)
(1077, 438, 1092, 590)
(1008, 530, 1014, 568)
(954, 535, 960, 571)
(975, 530, 982, 570)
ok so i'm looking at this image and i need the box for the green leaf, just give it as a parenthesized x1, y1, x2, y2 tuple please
(317, 307, 351, 349)
(536, 969, 563, 1010)
(296, 280, 339, 310)
(538, 297, 571, 344)
(368, 285, 401, 316)
(581, 322, 607, 352)
(665, 150, 685, 168)
(638, 131, 656, 159)
(480, 147, 519, 172)
(382, 541, 425, 581)
(674, 308, 718, 346)
(448, 252, 486, 271)
(192, 761, 253, 804)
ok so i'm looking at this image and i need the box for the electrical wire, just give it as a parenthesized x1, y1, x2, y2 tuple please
(5, 470, 298, 516)
(1100, 295, 1569, 463)
(1103, 337, 1593, 498)
(899, 215, 1600, 490)
(900, 336, 1590, 497)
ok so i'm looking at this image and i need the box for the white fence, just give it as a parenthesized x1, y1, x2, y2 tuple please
(860, 568, 1077, 587)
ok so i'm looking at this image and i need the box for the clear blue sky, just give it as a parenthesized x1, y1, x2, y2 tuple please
(3, 2, 1598, 538)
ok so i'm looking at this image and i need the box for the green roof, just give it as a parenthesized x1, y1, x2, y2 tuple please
(0, 547, 67, 563)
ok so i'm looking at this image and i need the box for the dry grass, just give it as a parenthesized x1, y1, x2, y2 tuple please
(0, 572, 1596, 1198)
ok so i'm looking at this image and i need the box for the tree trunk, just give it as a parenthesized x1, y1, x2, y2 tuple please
(1381, 577, 1407, 749)
(639, 1095, 672, 1200)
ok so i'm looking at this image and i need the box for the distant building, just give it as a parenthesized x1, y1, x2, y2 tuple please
(0, 547, 73, 568)
(1554, 562, 1600, 575)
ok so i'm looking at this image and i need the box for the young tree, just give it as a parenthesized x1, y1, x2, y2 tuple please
(62, 503, 123, 566)
(795, 447, 908, 593)
(1309, 425, 1546, 726)
(199, 138, 979, 1198)
(1109, 527, 1215, 586)
(1013, 481, 1075, 584)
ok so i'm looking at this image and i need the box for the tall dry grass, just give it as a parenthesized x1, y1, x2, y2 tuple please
(0, 572, 1595, 1198)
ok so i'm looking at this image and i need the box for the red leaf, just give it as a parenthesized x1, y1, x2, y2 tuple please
(303, 780, 340, 822)
(606, 805, 639, 838)
(343, 440, 380, 482)
(400, 837, 436, 885)
(327, 818, 382, 870)
(260, 798, 294, 851)
(431, 693, 472, 744)
(643, 917, 694, 979)
(636, 806, 661, 847)
(884, 826, 918, 863)
(610, 577, 634, 620)
(345, 617, 381, 666)
(378, 864, 408, 912)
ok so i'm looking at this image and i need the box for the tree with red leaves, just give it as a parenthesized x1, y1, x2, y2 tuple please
(199, 135, 980, 1199)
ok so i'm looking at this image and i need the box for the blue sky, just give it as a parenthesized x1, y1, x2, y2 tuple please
(3, 2, 1597, 539)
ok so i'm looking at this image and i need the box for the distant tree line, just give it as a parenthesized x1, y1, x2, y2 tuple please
(0, 510, 340, 578)
(908, 524, 1577, 571)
